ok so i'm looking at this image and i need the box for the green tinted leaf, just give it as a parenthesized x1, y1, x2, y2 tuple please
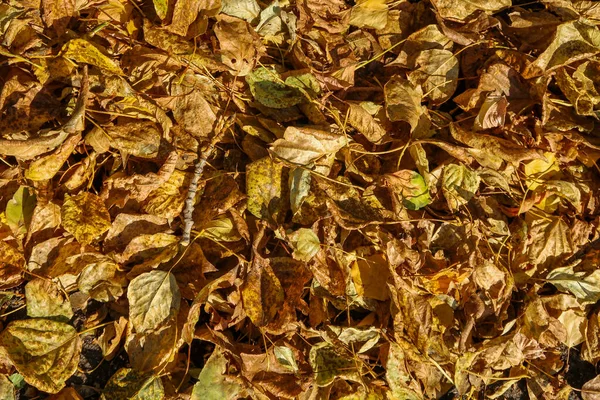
(101, 368, 164, 400)
(442, 164, 480, 211)
(191, 349, 244, 400)
(246, 67, 304, 108)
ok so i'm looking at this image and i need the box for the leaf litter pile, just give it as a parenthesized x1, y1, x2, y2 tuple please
(5, 0, 600, 398)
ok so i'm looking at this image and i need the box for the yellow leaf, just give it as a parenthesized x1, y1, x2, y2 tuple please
(61, 38, 124, 75)
(61, 192, 111, 245)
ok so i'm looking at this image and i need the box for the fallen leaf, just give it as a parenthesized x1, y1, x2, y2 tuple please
(0, 319, 81, 394)
(442, 164, 480, 211)
(101, 368, 164, 400)
(127, 270, 181, 333)
(61, 192, 111, 245)
(25, 279, 73, 321)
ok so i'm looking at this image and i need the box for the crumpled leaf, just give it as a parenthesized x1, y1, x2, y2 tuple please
(0, 319, 81, 394)
(61, 39, 124, 75)
(381, 170, 431, 211)
(103, 121, 162, 158)
(523, 20, 600, 78)
(77, 255, 124, 302)
(61, 192, 111, 245)
(346, 102, 387, 144)
(215, 15, 263, 76)
(547, 266, 600, 304)
(101, 368, 164, 400)
(408, 49, 459, 104)
(385, 76, 429, 135)
(240, 256, 285, 327)
(128, 270, 181, 333)
(442, 164, 480, 211)
(271, 126, 346, 165)
(25, 279, 73, 321)
(431, 0, 511, 21)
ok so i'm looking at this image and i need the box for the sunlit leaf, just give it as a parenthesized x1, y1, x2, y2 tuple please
(442, 164, 480, 211)
(0, 319, 81, 394)
(128, 270, 181, 333)
(61, 39, 124, 75)
(191, 349, 244, 400)
(61, 192, 111, 245)
(287, 228, 320, 262)
(547, 266, 600, 304)
(25, 279, 73, 321)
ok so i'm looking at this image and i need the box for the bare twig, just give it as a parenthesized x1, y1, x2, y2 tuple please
(180, 114, 236, 246)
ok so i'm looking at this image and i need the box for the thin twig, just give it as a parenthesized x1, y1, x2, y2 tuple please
(180, 115, 236, 246)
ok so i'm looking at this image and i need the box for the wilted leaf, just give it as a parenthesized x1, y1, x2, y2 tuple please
(77, 255, 124, 302)
(385, 76, 429, 135)
(431, 0, 511, 20)
(5, 186, 36, 237)
(215, 15, 263, 76)
(221, 0, 261, 22)
(523, 21, 600, 78)
(408, 49, 459, 104)
(442, 164, 480, 211)
(128, 270, 181, 333)
(583, 375, 600, 400)
(381, 170, 431, 211)
(346, 102, 387, 143)
(526, 214, 572, 265)
(309, 343, 360, 386)
(25, 134, 80, 181)
(241, 256, 285, 327)
(547, 266, 600, 304)
(103, 121, 161, 158)
(61, 192, 111, 245)
(0, 375, 14, 400)
(246, 68, 304, 108)
(0, 319, 81, 394)
(349, 0, 388, 30)
(274, 346, 299, 373)
(350, 253, 390, 301)
(289, 167, 311, 214)
(42, 0, 76, 34)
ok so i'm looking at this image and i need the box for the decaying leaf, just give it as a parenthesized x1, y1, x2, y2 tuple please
(240, 256, 285, 327)
(61, 192, 111, 245)
(0, 319, 81, 394)
(442, 164, 480, 211)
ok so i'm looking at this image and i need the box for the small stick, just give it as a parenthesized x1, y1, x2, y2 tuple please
(180, 114, 235, 246)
